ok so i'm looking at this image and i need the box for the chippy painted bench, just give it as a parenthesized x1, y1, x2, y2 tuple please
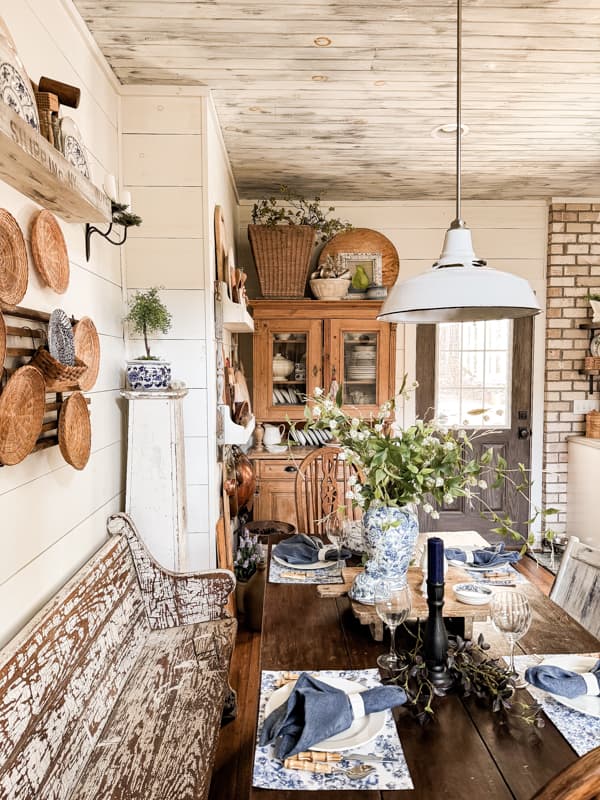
(0, 512, 237, 800)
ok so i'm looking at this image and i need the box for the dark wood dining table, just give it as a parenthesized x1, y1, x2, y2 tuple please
(250, 571, 599, 800)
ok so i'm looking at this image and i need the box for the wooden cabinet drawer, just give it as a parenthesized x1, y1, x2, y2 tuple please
(258, 460, 300, 481)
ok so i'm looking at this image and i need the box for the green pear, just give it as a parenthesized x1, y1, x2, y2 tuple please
(352, 265, 370, 291)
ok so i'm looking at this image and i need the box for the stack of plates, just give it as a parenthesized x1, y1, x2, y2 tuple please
(347, 344, 376, 380)
(272, 387, 304, 404)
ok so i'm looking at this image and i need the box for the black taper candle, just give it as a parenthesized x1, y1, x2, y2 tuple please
(424, 538, 454, 690)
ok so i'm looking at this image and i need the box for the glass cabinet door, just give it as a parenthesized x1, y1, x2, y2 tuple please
(327, 320, 395, 414)
(254, 319, 323, 421)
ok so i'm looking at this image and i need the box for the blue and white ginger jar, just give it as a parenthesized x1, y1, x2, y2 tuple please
(349, 504, 419, 605)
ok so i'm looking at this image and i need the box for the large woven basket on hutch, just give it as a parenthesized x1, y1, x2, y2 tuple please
(248, 224, 315, 298)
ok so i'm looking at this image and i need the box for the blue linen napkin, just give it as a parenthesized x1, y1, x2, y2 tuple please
(445, 542, 521, 568)
(273, 533, 351, 565)
(260, 672, 407, 759)
(525, 661, 600, 699)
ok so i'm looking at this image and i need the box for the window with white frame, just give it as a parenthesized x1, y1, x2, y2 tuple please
(435, 319, 512, 428)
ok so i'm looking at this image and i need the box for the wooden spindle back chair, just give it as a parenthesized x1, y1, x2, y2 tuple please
(294, 447, 363, 536)
(550, 536, 600, 639)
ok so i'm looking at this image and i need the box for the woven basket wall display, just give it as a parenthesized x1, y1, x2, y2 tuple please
(31, 210, 70, 294)
(0, 209, 28, 305)
(0, 312, 5, 375)
(58, 391, 91, 470)
(30, 347, 87, 392)
(0, 365, 45, 465)
(73, 316, 100, 391)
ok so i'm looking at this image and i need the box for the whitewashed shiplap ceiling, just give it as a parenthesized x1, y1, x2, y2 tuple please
(75, 0, 600, 200)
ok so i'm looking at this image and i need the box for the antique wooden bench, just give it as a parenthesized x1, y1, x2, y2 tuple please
(0, 512, 237, 800)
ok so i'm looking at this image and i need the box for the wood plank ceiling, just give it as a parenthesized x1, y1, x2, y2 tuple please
(75, 0, 600, 200)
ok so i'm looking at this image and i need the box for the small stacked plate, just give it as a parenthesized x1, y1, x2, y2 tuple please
(273, 386, 304, 404)
(347, 344, 376, 380)
(289, 427, 332, 446)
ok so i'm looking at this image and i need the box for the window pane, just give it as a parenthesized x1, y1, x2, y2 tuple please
(435, 320, 512, 428)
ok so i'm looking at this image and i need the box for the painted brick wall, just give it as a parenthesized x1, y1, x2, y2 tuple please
(543, 202, 600, 534)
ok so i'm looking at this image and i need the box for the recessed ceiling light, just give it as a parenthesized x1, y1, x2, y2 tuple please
(311, 74, 328, 82)
(248, 106, 266, 113)
(314, 36, 332, 47)
(374, 80, 386, 86)
(431, 122, 470, 140)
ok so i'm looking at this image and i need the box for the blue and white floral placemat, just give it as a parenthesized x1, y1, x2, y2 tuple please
(268, 557, 344, 585)
(513, 653, 600, 756)
(252, 668, 414, 791)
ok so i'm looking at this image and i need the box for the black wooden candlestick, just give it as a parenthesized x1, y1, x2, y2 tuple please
(424, 580, 454, 690)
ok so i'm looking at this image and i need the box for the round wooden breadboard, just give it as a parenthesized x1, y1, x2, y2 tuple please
(0, 312, 5, 376)
(319, 228, 400, 288)
(58, 391, 91, 470)
(73, 316, 100, 391)
(0, 209, 28, 305)
(0, 365, 45, 465)
(31, 210, 70, 294)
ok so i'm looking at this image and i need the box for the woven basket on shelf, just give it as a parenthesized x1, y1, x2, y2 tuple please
(34, 90, 59, 146)
(584, 356, 600, 371)
(586, 410, 600, 439)
(58, 390, 91, 470)
(0, 365, 45, 465)
(30, 347, 87, 392)
(248, 224, 315, 298)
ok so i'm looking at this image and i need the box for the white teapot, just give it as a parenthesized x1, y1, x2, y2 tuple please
(263, 424, 285, 446)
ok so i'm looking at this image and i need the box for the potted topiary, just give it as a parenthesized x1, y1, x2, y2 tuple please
(248, 185, 351, 299)
(309, 254, 351, 300)
(124, 287, 173, 391)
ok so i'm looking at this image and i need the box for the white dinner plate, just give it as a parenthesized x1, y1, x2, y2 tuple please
(448, 559, 510, 572)
(273, 553, 339, 571)
(296, 429, 307, 445)
(264, 675, 386, 752)
(536, 655, 600, 718)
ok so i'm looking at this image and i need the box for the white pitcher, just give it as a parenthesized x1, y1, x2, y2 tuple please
(263, 424, 285, 446)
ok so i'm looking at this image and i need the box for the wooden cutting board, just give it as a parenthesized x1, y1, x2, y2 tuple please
(318, 228, 400, 288)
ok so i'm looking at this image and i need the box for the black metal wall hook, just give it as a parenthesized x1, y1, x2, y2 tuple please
(85, 222, 128, 262)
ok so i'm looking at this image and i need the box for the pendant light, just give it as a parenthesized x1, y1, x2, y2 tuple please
(378, 0, 540, 323)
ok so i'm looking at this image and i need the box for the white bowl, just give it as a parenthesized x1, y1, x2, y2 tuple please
(265, 444, 288, 454)
(452, 582, 493, 606)
(310, 278, 351, 300)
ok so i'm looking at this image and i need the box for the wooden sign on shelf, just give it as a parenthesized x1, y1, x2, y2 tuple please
(0, 101, 110, 223)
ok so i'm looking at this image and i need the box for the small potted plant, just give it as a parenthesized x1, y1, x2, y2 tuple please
(124, 287, 173, 391)
(234, 531, 266, 630)
(309, 254, 351, 300)
(588, 292, 600, 322)
(249, 185, 351, 299)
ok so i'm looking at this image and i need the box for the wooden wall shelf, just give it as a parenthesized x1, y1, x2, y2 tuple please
(0, 103, 111, 224)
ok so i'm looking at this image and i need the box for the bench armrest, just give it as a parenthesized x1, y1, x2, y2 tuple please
(108, 513, 236, 630)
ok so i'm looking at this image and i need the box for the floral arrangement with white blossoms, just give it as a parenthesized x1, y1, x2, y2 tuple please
(234, 530, 262, 582)
(304, 377, 557, 551)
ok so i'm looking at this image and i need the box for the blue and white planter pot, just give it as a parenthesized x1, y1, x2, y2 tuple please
(349, 504, 419, 605)
(126, 360, 171, 391)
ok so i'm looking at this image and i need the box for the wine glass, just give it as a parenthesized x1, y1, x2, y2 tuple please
(374, 580, 412, 672)
(324, 515, 344, 573)
(490, 591, 532, 688)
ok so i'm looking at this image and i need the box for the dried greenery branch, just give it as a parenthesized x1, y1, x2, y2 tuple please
(251, 185, 352, 243)
(389, 624, 544, 727)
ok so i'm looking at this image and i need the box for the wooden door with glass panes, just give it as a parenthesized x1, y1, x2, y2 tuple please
(253, 318, 323, 421)
(326, 319, 396, 416)
(416, 317, 533, 542)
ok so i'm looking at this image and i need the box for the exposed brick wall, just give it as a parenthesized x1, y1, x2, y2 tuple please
(543, 202, 600, 534)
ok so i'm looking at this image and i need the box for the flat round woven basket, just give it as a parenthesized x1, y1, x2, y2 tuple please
(58, 390, 91, 470)
(31, 210, 70, 294)
(0, 209, 28, 305)
(0, 365, 45, 465)
(73, 316, 100, 391)
(0, 312, 5, 375)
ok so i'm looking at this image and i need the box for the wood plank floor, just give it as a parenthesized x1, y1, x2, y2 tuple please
(208, 557, 554, 800)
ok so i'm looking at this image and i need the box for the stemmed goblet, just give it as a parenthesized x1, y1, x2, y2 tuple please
(374, 580, 412, 673)
(490, 590, 532, 688)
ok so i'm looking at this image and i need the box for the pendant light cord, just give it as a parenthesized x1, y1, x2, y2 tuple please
(453, 0, 463, 228)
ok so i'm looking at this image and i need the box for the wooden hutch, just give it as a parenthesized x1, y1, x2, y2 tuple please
(249, 299, 396, 528)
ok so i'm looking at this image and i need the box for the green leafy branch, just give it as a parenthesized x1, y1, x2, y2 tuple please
(251, 185, 352, 243)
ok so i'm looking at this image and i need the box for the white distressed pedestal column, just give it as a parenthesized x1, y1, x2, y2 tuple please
(121, 388, 188, 571)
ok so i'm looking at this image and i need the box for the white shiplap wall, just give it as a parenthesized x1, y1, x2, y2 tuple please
(0, 0, 124, 646)
(237, 199, 548, 534)
(122, 89, 237, 569)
